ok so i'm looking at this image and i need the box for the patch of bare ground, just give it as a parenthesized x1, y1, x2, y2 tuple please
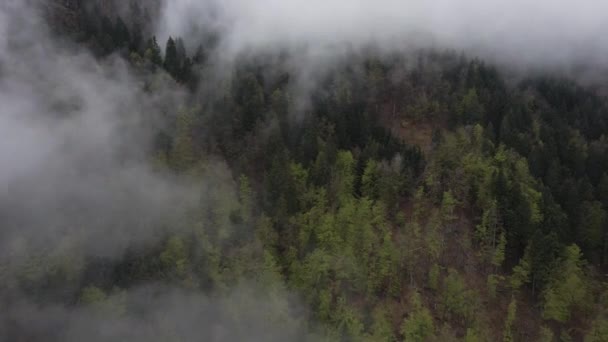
(376, 102, 446, 154)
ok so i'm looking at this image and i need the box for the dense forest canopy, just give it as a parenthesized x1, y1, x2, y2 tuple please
(2, 0, 608, 341)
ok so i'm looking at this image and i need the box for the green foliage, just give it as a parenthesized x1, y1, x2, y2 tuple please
(160, 236, 191, 283)
(170, 107, 199, 172)
(113, 17, 130, 47)
(368, 305, 396, 342)
(457, 88, 484, 123)
(510, 245, 531, 291)
(233, 72, 265, 132)
(578, 201, 607, 260)
(440, 191, 458, 222)
(492, 233, 507, 269)
(432, 324, 459, 342)
(361, 159, 380, 199)
(13, 30, 608, 340)
(79, 286, 126, 316)
(464, 328, 481, 342)
(487, 274, 504, 299)
(586, 314, 608, 342)
(144, 36, 163, 66)
(542, 244, 589, 322)
(164, 37, 179, 77)
(316, 288, 333, 322)
(80, 286, 106, 305)
(429, 263, 441, 291)
(335, 296, 365, 339)
(503, 297, 517, 342)
(560, 331, 573, 342)
(441, 269, 476, 323)
(475, 201, 500, 248)
(426, 211, 444, 261)
(537, 326, 554, 342)
(14, 237, 85, 295)
(401, 292, 435, 342)
(332, 150, 356, 204)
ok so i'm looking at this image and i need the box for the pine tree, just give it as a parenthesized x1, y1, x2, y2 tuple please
(176, 37, 187, 67)
(113, 16, 130, 48)
(333, 151, 356, 204)
(193, 44, 206, 64)
(180, 57, 194, 86)
(361, 159, 380, 199)
(457, 88, 484, 123)
(492, 232, 507, 269)
(234, 72, 265, 132)
(97, 15, 117, 55)
(129, 23, 143, 53)
(578, 201, 607, 262)
(145, 36, 163, 67)
(164, 37, 179, 78)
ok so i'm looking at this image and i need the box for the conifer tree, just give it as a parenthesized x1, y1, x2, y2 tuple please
(164, 37, 179, 78)
(145, 36, 163, 67)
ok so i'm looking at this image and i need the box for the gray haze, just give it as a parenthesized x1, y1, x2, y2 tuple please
(0, 2, 314, 341)
(2, 0, 604, 271)
(2, 0, 607, 340)
(158, 0, 608, 74)
(4, 283, 316, 342)
(0, 0, 196, 261)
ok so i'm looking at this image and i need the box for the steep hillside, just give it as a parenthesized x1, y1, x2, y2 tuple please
(3, 1, 608, 341)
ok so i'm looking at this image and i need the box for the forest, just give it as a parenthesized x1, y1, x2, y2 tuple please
(2, 1, 608, 341)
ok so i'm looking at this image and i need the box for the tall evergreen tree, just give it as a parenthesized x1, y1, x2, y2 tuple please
(176, 37, 187, 67)
(193, 44, 206, 65)
(145, 36, 163, 67)
(113, 17, 130, 48)
(164, 37, 179, 78)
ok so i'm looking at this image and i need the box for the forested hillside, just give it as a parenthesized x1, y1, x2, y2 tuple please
(2, 1, 608, 341)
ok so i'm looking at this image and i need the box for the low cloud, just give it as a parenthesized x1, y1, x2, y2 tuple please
(0, 1, 195, 263)
(3, 284, 316, 342)
(157, 0, 608, 74)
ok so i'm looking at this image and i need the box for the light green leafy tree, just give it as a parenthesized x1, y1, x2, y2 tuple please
(441, 269, 476, 323)
(487, 274, 504, 299)
(492, 233, 507, 268)
(366, 304, 396, 342)
(586, 314, 608, 342)
(79, 286, 126, 316)
(429, 263, 441, 291)
(503, 297, 517, 342)
(401, 291, 435, 342)
(332, 150, 356, 204)
(510, 246, 531, 291)
(160, 236, 192, 285)
(537, 326, 554, 342)
(170, 107, 199, 172)
(542, 244, 589, 322)
(361, 159, 380, 200)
